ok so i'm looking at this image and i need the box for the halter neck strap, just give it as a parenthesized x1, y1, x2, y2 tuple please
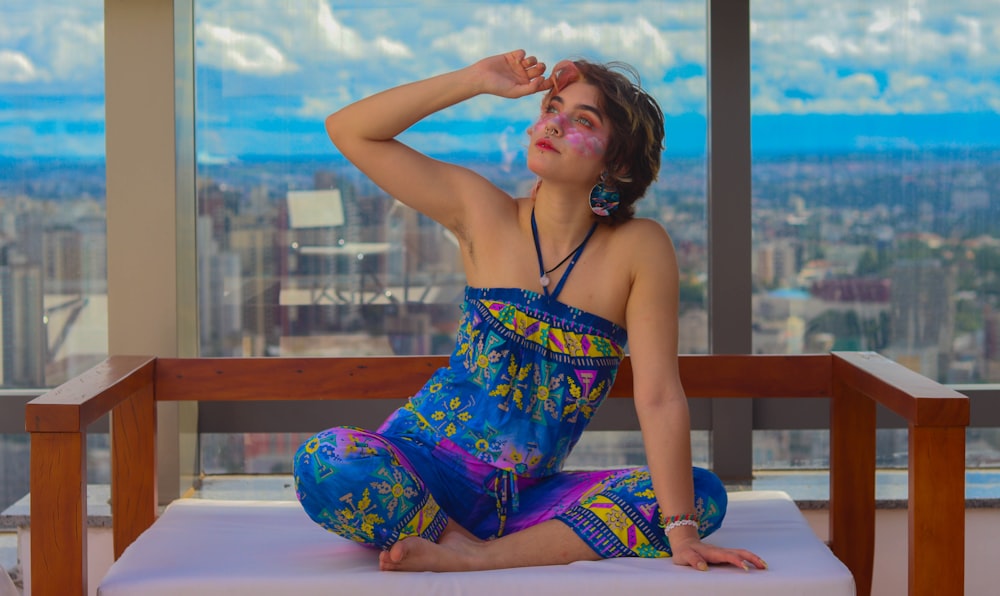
(531, 208, 598, 301)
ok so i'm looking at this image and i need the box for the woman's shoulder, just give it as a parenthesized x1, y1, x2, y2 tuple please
(607, 217, 677, 283)
(611, 216, 674, 249)
(461, 189, 521, 232)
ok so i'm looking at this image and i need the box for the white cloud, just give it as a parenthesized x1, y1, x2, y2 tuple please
(750, 0, 1000, 114)
(0, 97, 104, 125)
(49, 21, 104, 80)
(498, 125, 520, 172)
(958, 15, 984, 50)
(669, 28, 706, 66)
(868, 8, 898, 35)
(0, 122, 104, 158)
(853, 135, 918, 151)
(297, 96, 337, 119)
(0, 124, 38, 156)
(938, 77, 1000, 111)
(649, 75, 705, 115)
(373, 37, 412, 59)
(425, 5, 537, 64)
(888, 72, 932, 95)
(315, 0, 365, 58)
(841, 73, 880, 97)
(197, 23, 298, 76)
(754, 67, 895, 116)
(0, 50, 40, 83)
(805, 35, 843, 58)
(0, 1, 104, 88)
(553, 17, 677, 70)
(425, 8, 679, 74)
(199, 0, 415, 65)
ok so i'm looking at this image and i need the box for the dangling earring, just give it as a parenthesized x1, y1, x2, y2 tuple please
(589, 173, 620, 216)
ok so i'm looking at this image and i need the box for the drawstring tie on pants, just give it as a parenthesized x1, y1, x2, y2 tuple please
(492, 468, 520, 537)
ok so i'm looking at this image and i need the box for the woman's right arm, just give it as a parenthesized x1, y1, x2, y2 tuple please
(325, 50, 551, 234)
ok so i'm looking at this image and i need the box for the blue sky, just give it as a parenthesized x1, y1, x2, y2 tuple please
(1, 0, 998, 159)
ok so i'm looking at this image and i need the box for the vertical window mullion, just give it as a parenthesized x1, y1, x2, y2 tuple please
(707, 0, 753, 482)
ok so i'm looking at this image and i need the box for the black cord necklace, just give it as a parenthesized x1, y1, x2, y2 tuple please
(531, 207, 598, 293)
(544, 241, 585, 275)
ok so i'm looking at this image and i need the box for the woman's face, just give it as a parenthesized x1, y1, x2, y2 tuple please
(526, 80, 611, 183)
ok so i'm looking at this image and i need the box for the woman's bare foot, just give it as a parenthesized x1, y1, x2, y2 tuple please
(378, 519, 600, 572)
(379, 528, 485, 572)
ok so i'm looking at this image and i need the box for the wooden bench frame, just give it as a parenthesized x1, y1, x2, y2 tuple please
(25, 351, 968, 596)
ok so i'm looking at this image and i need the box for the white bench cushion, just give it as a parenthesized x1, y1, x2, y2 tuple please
(98, 490, 854, 596)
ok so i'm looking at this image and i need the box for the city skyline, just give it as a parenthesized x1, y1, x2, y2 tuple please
(1, 1, 998, 159)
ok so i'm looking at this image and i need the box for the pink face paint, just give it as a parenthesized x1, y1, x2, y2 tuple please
(561, 123, 606, 158)
(528, 111, 607, 158)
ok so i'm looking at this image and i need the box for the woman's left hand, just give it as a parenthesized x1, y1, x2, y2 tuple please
(668, 535, 768, 572)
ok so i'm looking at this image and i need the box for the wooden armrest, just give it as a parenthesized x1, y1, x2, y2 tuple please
(832, 351, 969, 426)
(25, 355, 156, 432)
(27, 355, 157, 596)
(829, 351, 968, 596)
(154, 356, 448, 401)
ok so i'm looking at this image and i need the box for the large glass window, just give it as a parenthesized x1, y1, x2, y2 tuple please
(193, 0, 709, 472)
(750, 1, 1000, 469)
(0, 0, 108, 511)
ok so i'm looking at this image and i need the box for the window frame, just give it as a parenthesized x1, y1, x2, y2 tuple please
(96, 0, 1000, 495)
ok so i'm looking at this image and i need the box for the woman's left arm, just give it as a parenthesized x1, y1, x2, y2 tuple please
(624, 220, 766, 572)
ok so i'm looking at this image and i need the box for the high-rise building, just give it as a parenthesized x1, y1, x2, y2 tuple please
(42, 226, 92, 295)
(886, 259, 956, 381)
(0, 256, 45, 387)
(754, 240, 799, 288)
(198, 216, 244, 356)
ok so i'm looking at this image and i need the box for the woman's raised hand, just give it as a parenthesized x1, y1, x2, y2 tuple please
(472, 50, 553, 99)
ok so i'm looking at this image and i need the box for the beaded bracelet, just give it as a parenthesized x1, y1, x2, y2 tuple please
(660, 513, 700, 535)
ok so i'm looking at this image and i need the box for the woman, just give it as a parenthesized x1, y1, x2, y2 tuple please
(293, 49, 765, 574)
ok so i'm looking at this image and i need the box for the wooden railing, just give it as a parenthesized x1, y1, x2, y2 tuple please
(25, 352, 969, 596)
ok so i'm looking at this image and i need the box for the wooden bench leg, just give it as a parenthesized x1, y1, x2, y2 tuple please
(30, 431, 87, 596)
(111, 385, 158, 558)
(909, 425, 964, 596)
(829, 378, 875, 596)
